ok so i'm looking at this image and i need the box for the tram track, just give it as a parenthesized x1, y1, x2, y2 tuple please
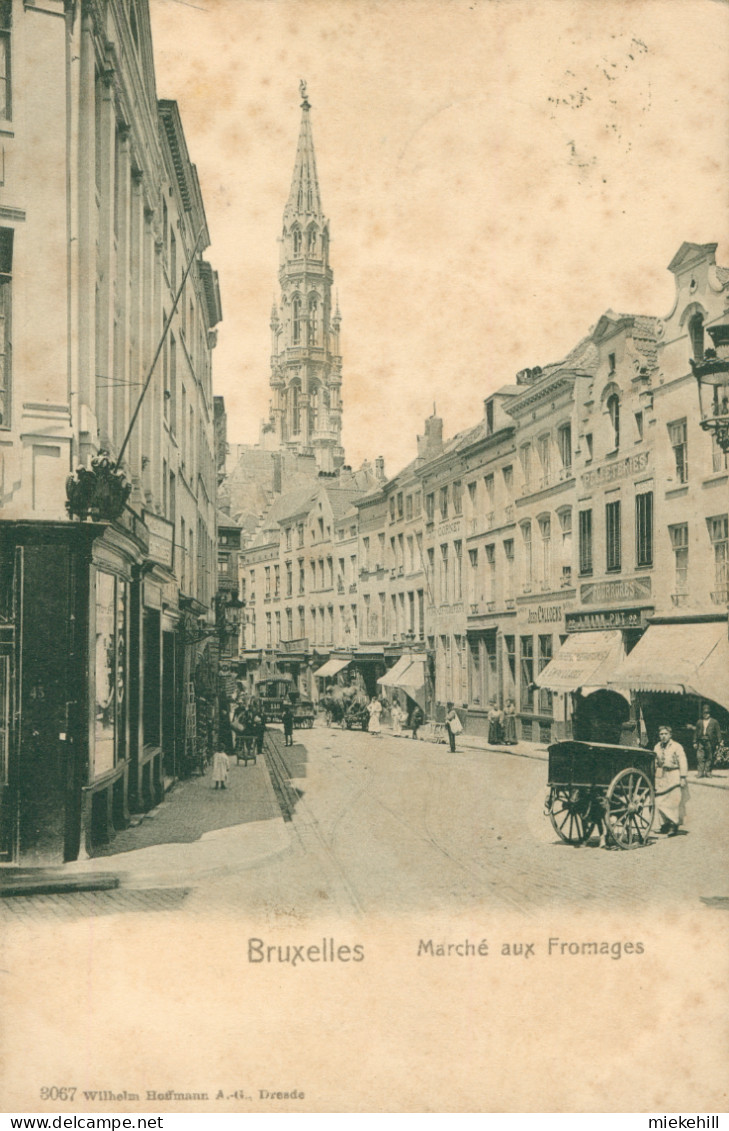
(266, 727, 533, 914)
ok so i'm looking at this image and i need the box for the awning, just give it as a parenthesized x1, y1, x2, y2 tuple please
(607, 622, 729, 710)
(314, 658, 351, 679)
(535, 631, 626, 695)
(377, 655, 414, 687)
(379, 655, 427, 709)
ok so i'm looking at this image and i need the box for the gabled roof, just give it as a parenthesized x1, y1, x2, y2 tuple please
(667, 242, 718, 274)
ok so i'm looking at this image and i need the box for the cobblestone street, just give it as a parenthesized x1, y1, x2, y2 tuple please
(3, 725, 727, 923)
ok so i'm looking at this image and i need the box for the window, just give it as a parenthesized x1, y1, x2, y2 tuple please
(634, 411, 644, 443)
(286, 608, 294, 638)
(538, 516, 551, 589)
(298, 560, 305, 595)
(521, 522, 532, 590)
(468, 549, 478, 602)
(0, 227, 12, 427)
(292, 296, 302, 343)
(0, 2, 11, 120)
(584, 433, 593, 462)
(538, 635, 553, 716)
(486, 400, 494, 434)
(606, 500, 622, 572)
(264, 566, 271, 597)
(607, 394, 620, 450)
(292, 228, 302, 256)
(669, 524, 689, 596)
(713, 434, 729, 474)
(439, 486, 449, 519)
(425, 493, 435, 522)
(484, 473, 495, 506)
(520, 636, 534, 714)
(557, 424, 572, 474)
(708, 515, 728, 600)
(285, 527, 292, 551)
(668, 419, 688, 483)
(635, 491, 653, 567)
(297, 523, 304, 547)
(413, 491, 421, 517)
(519, 443, 532, 490)
(538, 434, 551, 485)
(440, 544, 449, 603)
(454, 540, 463, 599)
(285, 562, 292, 597)
(362, 536, 370, 572)
(485, 544, 496, 602)
(452, 481, 463, 515)
(389, 496, 396, 522)
(503, 539, 515, 600)
(467, 482, 477, 514)
(405, 494, 413, 520)
(502, 465, 513, 496)
(578, 509, 593, 575)
(397, 492, 404, 519)
(689, 313, 704, 360)
(608, 352, 616, 375)
(558, 509, 572, 586)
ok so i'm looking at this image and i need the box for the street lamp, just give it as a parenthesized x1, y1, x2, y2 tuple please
(690, 324, 729, 453)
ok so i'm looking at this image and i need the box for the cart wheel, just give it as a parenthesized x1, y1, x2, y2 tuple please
(604, 768, 655, 850)
(548, 786, 595, 845)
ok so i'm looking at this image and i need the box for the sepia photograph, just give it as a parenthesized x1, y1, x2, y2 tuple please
(0, 0, 727, 1116)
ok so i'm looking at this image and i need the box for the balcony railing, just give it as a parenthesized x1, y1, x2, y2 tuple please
(671, 592, 690, 607)
(710, 589, 729, 606)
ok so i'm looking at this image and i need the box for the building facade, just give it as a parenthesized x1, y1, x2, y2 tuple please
(0, 0, 221, 864)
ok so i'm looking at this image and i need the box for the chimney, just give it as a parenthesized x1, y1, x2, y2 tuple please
(375, 455, 385, 481)
(417, 414, 443, 460)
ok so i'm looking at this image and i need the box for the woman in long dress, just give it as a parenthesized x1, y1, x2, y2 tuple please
(212, 749, 230, 789)
(487, 700, 504, 745)
(502, 699, 517, 745)
(391, 700, 403, 737)
(367, 697, 382, 736)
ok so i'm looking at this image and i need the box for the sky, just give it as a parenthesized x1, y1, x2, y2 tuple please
(148, 0, 729, 477)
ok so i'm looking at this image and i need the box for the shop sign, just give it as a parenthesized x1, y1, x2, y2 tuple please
(580, 576, 651, 604)
(438, 519, 463, 537)
(527, 604, 564, 624)
(143, 510, 174, 569)
(566, 607, 651, 632)
(581, 451, 649, 490)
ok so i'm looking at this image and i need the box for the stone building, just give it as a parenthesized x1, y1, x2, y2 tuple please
(0, 0, 221, 864)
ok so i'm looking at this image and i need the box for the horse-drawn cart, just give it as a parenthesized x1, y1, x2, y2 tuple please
(546, 740, 656, 850)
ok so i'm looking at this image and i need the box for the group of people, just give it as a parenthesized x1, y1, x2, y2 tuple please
(485, 699, 518, 746)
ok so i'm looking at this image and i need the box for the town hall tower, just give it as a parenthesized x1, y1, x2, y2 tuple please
(267, 83, 345, 472)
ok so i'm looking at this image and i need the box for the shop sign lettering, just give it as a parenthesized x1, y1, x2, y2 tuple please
(580, 576, 651, 604)
(566, 607, 650, 632)
(581, 451, 649, 489)
(527, 605, 564, 624)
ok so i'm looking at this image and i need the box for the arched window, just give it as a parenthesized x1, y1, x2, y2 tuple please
(607, 393, 620, 450)
(292, 227, 302, 256)
(307, 293, 318, 345)
(290, 381, 301, 435)
(292, 296, 302, 344)
(689, 312, 704, 360)
(307, 226, 317, 254)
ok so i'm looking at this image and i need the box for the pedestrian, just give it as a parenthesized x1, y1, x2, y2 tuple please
(391, 700, 404, 737)
(502, 698, 517, 745)
(212, 748, 230, 790)
(253, 709, 266, 756)
(445, 702, 462, 753)
(694, 702, 721, 778)
(367, 696, 382, 736)
(654, 724, 689, 837)
(282, 701, 295, 747)
(409, 703, 424, 740)
(487, 699, 504, 745)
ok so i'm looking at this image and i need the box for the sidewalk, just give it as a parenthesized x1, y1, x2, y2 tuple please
(1, 745, 291, 895)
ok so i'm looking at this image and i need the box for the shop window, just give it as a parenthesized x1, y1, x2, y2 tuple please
(605, 500, 621, 572)
(142, 607, 160, 750)
(579, 508, 593, 575)
(668, 419, 688, 483)
(635, 491, 653, 567)
(0, 226, 12, 428)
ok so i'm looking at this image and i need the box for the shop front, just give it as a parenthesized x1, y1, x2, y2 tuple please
(607, 616, 729, 764)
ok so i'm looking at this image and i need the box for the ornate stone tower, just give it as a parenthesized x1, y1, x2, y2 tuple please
(268, 83, 345, 472)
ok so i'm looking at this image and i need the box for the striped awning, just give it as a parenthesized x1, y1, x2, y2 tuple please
(535, 631, 626, 694)
(314, 658, 351, 679)
(607, 622, 729, 710)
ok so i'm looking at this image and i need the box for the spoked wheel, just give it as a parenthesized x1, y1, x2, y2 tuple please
(604, 768, 655, 849)
(548, 786, 595, 845)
